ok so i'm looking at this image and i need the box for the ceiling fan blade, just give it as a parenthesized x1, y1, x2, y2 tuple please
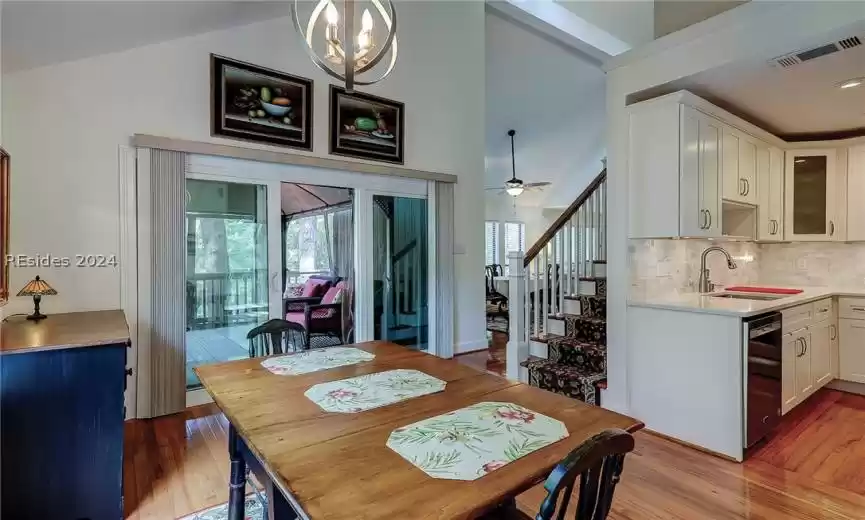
(485, 186, 505, 191)
(523, 182, 552, 188)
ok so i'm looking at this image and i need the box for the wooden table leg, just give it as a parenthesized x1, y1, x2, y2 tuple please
(228, 424, 247, 520)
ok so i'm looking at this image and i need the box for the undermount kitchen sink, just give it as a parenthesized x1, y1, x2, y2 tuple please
(710, 293, 787, 301)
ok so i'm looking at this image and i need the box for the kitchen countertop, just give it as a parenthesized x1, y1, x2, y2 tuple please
(628, 286, 865, 317)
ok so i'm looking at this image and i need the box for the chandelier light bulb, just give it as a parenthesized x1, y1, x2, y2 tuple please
(325, 2, 339, 25)
(362, 9, 374, 31)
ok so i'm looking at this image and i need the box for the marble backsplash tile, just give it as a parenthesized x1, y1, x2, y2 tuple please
(629, 239, 760, 299)
(758, 243, 865, 289)
(630, 239, 865, 298)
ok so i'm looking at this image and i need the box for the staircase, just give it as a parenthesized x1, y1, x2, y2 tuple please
(506, 169, 607, 405)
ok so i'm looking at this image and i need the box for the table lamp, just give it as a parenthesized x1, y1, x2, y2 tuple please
(17, 276, 57, 321)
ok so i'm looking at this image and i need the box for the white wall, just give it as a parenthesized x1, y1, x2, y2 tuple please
(606, 1, 865, 414)
(3, 1, 487, 352)
(485, 10, 606, 243)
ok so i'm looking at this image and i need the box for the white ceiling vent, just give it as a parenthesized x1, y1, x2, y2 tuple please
(771, 36, 862, 69)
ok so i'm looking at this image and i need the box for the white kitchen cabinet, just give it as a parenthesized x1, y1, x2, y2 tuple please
(810, 319, 833, 388)
(785, 149, 840, 241)
(628, 97, 723, 239)
(781, 332, 800, 414)
(847, 145, 865, 241)
(757, 146, 784, 241)
(840, 319, 865, 384)
(795, 330, 814, 397)
(680, 107, 722, 237)
(722, 129, 758, 205)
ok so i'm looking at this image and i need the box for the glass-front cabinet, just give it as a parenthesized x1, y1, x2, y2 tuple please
(785, 149, 839, 241)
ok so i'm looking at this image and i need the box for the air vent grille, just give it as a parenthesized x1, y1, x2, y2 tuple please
(771, 35, 863, 69)
(839, 36, 862, 49)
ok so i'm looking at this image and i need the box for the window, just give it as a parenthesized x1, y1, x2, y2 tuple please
(502, 222, 526, 274)
(485, 220, 526, 272)
(485, 221, 499, 266)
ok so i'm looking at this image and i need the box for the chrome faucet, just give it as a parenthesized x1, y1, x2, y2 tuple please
(698, 246, 738, 293)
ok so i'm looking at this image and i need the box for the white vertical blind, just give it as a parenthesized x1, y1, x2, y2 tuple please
(434, 182, 455, 359)
(484, 221, 498, 266)
(502, 221, 525, 274)
(137, 148, 187, 418)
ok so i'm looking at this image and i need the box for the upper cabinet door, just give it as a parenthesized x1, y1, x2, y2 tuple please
(785, 149, 838, 241)
(680, 107, 722, 238)
(721, 129, 758, 205)
(757, 146, 784, 241)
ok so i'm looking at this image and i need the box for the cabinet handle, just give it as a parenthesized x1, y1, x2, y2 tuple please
(699, 210, 707, 229)
(744, 179, 750, 196)
(803, 337, 808, 356)
(706, 210, 712, 229)
(851, 307, 865, 312)
(739, 179, 745, 196)
(771, 220, 778, 235)
(830, 220, 835, 237)
(830, 324, 837, 341)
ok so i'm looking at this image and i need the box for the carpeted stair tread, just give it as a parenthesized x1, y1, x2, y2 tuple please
(521, 356, 606, 405)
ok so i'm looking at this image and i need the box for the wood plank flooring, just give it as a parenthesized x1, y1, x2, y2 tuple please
(454, 331, 507, 375)
(124, 389, 865, 519)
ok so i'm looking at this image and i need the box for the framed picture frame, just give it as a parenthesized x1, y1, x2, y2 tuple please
(211, 54, 313, 150)
(329, 85, 404, 164)
(0, 148, 9, 305)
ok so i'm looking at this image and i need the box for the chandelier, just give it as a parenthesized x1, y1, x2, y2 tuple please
(291, 0, 398, 92)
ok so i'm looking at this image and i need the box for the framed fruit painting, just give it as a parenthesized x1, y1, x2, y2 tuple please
(329, 85, 404, 164)
(211, 54, 313, 150)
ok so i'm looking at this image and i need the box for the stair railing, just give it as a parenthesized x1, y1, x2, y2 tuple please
(506, 168, 607, 381)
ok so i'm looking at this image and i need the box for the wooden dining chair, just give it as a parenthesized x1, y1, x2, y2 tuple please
(246, 319, 308, 358)
(483, 429, 635, 520)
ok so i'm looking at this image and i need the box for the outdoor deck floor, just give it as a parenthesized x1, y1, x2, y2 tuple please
(186, 325, 252, 388)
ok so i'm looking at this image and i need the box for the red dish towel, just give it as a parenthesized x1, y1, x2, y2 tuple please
(726, 286, 803, 295)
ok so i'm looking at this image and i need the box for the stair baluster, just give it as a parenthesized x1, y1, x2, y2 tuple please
(507, 169, 606, 397)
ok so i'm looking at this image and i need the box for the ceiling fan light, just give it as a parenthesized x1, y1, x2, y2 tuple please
(506, 185, 525, 197)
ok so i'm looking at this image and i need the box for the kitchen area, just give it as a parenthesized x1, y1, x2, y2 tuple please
(622, 32, 865, 462)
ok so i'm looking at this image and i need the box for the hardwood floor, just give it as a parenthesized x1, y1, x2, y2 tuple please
(455, 331, 507, 376)
(124, 390, 865, 519)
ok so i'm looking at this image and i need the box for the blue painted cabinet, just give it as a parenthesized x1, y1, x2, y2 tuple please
(1, 342, 127, 519)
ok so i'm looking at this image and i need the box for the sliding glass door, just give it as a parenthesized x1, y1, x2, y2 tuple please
(185, 179, 272, 389)
(371, 195, 429, 350)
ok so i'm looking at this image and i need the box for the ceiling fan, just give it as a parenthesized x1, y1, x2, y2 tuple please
(486, 129, 551, 197)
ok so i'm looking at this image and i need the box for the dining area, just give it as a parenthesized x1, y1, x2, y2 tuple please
(194, 340, 643, 520)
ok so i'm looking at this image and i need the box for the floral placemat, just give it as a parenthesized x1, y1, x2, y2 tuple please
(305, 369, 446, 413)
(260, 347, 375, 376)
(386, 402, 568, 481)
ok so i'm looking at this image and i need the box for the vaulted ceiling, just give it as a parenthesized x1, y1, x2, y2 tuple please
(485, 9, 607, 209)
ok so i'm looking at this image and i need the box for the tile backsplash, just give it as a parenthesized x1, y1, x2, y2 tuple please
(759, 243, 865, 289)
(630, 239, 865, 298)
(629, 239, 760, 299)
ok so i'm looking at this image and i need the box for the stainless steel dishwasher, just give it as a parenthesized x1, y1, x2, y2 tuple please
(743, 312, 783, 449)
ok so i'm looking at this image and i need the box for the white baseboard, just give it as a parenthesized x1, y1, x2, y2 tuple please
(455, 338, 489, 355)
(186, 388, 214, 408)
(827, 379, 865, 396)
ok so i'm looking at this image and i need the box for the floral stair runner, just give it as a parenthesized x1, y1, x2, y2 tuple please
(305, 369, 447, 413)
(260, 347, 374, 376)
(521, 274, 608, 405)
(386, 402, 568, 481)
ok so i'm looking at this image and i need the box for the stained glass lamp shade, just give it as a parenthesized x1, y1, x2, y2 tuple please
(17, 276, 57, 321)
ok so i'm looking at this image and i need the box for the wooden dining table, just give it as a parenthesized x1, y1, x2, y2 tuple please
(194, 341, 643, 520)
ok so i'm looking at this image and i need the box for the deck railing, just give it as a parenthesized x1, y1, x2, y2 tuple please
(187, 269, 269, 329)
